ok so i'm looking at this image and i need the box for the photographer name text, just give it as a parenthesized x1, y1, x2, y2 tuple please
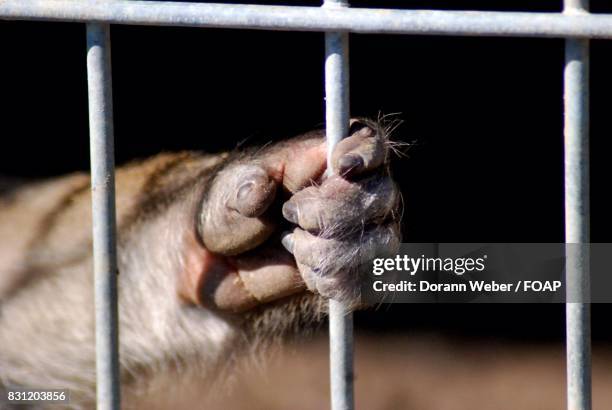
(373, 280, 562, 293)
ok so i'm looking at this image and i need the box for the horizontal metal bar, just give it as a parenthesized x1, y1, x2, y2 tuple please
(3, 0, 612, 39)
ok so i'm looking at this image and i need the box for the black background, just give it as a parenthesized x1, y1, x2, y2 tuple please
(1, 0, 611, 343)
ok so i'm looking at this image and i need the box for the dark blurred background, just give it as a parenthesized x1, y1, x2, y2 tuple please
(1, 0, 611, 344)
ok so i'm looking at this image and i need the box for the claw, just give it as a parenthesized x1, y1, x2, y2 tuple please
(282, 201, 299, 224)
(338, 154, 364, 176)
(280, 231, 295, 253)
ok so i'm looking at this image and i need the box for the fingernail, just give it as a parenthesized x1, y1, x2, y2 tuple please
(349, 120, 368, 135)
(282, 201, 299, 224)
(338, 154, 363, 175)
(281, 231, 295, 253)
(236, 181, 254, 202)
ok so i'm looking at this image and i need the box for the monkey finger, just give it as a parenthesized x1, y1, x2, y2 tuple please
(286, 223, 400, 303)
(282, 174, 399, 236)
(260, 137, 328, 194)
(232, 242, 306, 305)
(199, 243, 307, 312)
(331, 118, 387, 178)
(200, 163, 278, 255)
(224, 164, 277, 217)
(290, 224, 400, 273)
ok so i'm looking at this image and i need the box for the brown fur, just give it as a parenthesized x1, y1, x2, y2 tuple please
(0, 121, 399, 409)
(0, 152, 229, 408)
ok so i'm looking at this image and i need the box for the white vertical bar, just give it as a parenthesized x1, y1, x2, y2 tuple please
(324, 1, 353, 410)
(87, 22, 121, 410)
(563, 1, 591, 409)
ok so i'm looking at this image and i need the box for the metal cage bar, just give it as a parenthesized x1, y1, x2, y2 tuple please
(564, 0, 591, 409)
(0, 1, 595, 410)
(324, 2, 354, 410)
(2, 1, 612, 39)
(86, 23, 121, 410)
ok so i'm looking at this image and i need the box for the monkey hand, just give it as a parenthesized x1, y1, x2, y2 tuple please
(193, 119, 401, 312)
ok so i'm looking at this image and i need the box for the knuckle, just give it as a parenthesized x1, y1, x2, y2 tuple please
(293, 228, 388, 301)
(285, 173, 399, 237)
